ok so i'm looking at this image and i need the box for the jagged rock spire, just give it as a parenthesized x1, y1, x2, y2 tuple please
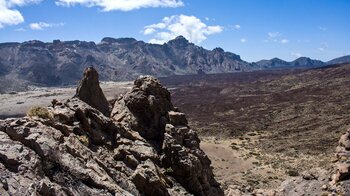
(74, 66, 110, 116)
(0, 69, 224, 196)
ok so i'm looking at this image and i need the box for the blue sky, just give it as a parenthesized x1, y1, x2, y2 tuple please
(0, 0, 349, 62)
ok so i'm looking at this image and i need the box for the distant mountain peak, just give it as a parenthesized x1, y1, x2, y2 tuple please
(213, 47, 225, 53)
(167, 35, 190, 47)
(270, 57, 284, 61)
(294, 57, 310, 61)
(289, 57, 324, 67)
(173, 35, 188, 41)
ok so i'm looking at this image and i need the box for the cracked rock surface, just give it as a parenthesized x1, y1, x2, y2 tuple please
(0, 72, 223, 195)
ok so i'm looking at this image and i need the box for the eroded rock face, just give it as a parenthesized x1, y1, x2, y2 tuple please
(111, 76, 174, 141)
(74, 66, 110, 116)
(0, 74, 223, 195)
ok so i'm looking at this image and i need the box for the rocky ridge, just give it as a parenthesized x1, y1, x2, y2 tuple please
(0, 67, 223, 195)
(2, 36, 346, 93)
(254, 57, 325, 69)
(0, 36, 251, 93)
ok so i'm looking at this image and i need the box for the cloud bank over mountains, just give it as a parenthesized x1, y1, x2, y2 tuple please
(0, 0, 184, 28)
(143, 14, 223, 44)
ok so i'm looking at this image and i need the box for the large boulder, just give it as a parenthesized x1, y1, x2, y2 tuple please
(74, 66, 110, 116)
(111, 76, 174, 140)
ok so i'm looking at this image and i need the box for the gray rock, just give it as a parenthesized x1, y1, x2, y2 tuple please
(169, 111, 188, 127)
(74, 66, 110, 116)
(111, 75, 173, 140)
(0, 71, 223, 195)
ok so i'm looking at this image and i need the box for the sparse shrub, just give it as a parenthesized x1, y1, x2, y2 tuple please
(230, 145, 240, 150)
(247, 132, 257, 136)
(165, 167, 173, 173)
(78, 135, 89, 146)
(27, 106, 53, 119)
(286, 169, 299, 177)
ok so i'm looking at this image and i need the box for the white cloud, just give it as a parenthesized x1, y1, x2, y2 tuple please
(228, 24, 240, 30)
(55, 0, 184, 11)
(143, 28, 155, 35)
(240, 38, 246, 43)
(266, 32, 289, 44)
(6, 0, 41, 6)
(0, 6, 23, 28)
(29, 22, 65, 30)
(0, 0, 41, 28)
(318, 42, 328, 51)
(281, 39, 289, 44)
(268, 32, 282, 38)
(143, 14, 223, 44)
(204, 17, 209, 21)
(291, 52, 302, 58)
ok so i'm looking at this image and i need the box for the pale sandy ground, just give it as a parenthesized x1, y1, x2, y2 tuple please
(200, 132, 287, 192)
(200, 129, 331, 194)
(0, 81, 133, 118)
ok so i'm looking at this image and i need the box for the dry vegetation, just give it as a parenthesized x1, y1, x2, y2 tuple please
(27, 106, 53, 119)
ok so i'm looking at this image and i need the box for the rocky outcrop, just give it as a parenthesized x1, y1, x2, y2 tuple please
(0, 73, 223, 195)
(111, 76, 173, 141)
(74, 66, 110, 116)
(111, 76, 223, 195)
(330, 128, 350, 194)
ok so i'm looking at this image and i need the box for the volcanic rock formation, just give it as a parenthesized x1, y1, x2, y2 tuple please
(0, 70, 223, 195)
(74, 66, 110, 116)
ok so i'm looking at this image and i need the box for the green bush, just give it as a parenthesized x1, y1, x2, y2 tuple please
(27, 106, 53, 119)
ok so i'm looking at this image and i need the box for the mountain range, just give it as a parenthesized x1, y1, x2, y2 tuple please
(0, 35, 349, 92)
